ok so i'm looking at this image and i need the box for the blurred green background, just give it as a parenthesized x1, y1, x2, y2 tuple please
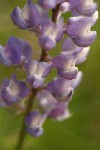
(0, 0, 100, 150)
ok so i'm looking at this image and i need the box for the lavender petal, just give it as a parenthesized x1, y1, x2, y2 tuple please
(11, 6, 28, 29)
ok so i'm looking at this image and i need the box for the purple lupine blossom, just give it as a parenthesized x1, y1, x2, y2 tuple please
(48, 101, 71, 121)
(25, 110, 47, 137)
(69, 0, 98, 16)
(37, 89, 57, 113)
(66, 11, 98, 47)
(37, 90, 69, 121)
(0, 36, 32, 65)
(37, 90, 71, 121)
(62, 37, 90, 64)
(52, 52, 78, 80)
(0, 75, 30, 107)
(24, 60, 52, 88)
(39, 19, 63, 50)
(0, 0, 98, 138)
(62, 37, 83, 54)
(11, 0, 41, 31)
(47, 77, 73, 101)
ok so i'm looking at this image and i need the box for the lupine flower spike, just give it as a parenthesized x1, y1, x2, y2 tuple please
(0, 0, 98, 139)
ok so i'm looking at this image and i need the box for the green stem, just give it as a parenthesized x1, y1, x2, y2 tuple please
(15, 88, 37, 150)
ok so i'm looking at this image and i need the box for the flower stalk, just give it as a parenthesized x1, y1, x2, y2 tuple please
(52, 4, 61, 23)
(15, 88, 37, 150)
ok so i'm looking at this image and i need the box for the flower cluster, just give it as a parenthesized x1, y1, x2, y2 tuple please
(0, 0, 98, 137)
